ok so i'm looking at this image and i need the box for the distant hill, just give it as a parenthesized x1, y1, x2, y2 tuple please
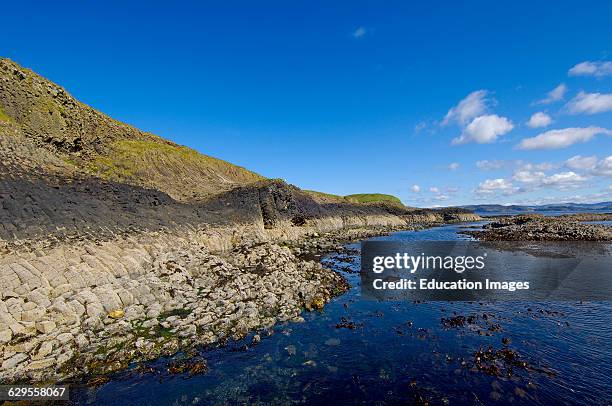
(459, 201, 612, 216)
(304, 191, 405, 206)
(345, 194, 403, 205)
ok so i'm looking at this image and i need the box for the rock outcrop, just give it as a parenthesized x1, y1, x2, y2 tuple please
(0, 233, 349, 382)
(467, 214, 611, 241)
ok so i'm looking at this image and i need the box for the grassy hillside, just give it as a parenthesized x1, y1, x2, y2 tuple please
(305, 191, 405, 206)
(0, 106, 12, 122)
(303, 190, 347, 203)
(345, 193, 403, 205)
(87, 139, 262, 200)
(0, 58, 263, 201)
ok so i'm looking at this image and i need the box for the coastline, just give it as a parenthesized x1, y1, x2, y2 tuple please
(0, 209, 478, 383)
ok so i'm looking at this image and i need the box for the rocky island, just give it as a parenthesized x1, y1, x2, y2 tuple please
(0, 59, 480, 383)
(466, 213, 612, 241)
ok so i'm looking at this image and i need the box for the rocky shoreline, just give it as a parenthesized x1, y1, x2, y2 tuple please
(0, 219, 457, 384)
(0, 58, 486, 384)
(0, 163, 479, 384)
(466, 213, 612, 241)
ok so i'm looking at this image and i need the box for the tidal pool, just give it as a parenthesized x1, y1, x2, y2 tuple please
(72, 223, 612, 405)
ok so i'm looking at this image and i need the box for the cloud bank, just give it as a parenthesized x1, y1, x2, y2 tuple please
(566, 92, 612, 115)
(568, 61, 612, 77)
(517, 126, 611, 150)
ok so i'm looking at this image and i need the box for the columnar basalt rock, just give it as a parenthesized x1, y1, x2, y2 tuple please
(0, 229, 352, 382)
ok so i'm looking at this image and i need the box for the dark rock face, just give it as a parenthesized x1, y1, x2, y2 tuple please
(467, 214, 612, 241)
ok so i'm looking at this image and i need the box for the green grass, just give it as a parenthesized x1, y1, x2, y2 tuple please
(304, 190, 346, 202)
(91, 139, 263, 185)
(0, 106, 12, 122)
(344, 193, 403, 205)
(305, 190, 405, 206)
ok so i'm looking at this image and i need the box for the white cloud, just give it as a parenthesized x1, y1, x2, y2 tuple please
(517, 161, 556, 171)
(452, 114, 514, 145)
(517, 126, 611, 150)
(476, 160, 506, 170)
(527, 112, 552, 128)
(565, 155, 598, 171)
(566, 91, 612, 115)
(476, 178, 517, 195)
(414, 121, 427, 134)
(510, 169, 587, 191)
(535, 83, 567, 105)
(593, 156, 612, 177)
(448, 162, 460, 170)
(512, 170, 546, 184)
(429, 186, 439, 193)
(541, 171, 587, 189)
(446, 186, 459, 193)
(477, 159, 556, 172)
(442, 90, 490, 126)
(568, 61, 612, 77)
(411, 184, 421, 193)
(352, 26, 367, 39)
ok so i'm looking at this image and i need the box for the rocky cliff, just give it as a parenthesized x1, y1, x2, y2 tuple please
(0, 59, 480, 382)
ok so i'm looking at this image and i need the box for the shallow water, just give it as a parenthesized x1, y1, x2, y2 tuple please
(583, 220, 612, 226)
(72, 223, 612, 405)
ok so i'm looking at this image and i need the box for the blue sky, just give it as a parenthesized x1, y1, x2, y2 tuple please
(3, 1, 612, 206)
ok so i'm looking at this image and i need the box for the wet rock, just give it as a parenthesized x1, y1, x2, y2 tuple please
(87, 376, 110, 387)
(167, 358, 208, 376)
(335, 317, 362, 330)
(472, 346, 529, 377)
(188, 360, 207, 376)
(324, 338, 340, 346)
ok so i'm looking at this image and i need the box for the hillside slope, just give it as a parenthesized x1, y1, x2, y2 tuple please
(0, 58, 263, 201)
(345, 193, 403, 205)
